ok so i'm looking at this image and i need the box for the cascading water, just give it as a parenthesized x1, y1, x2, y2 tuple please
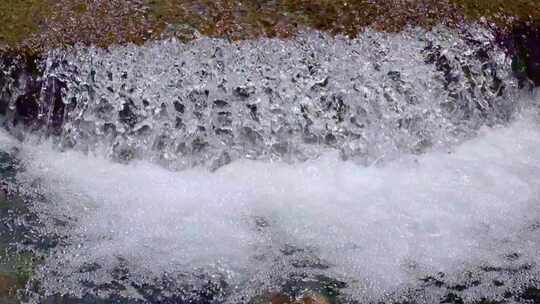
(0, 25, 539, 303)
(4, 26, 520, 169)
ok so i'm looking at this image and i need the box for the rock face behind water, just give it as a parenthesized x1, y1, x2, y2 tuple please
(512, 25, 540, 86)
(0, 54, 65, 136)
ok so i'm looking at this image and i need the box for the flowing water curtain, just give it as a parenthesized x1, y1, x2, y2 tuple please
(24, 26, 518, 171)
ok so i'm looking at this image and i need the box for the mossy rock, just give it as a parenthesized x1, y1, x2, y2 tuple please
(145, 0, 540, 37)
(0, 251, 38, 302)
(1, 0, 540, 51)
(0, 0, 50, 48)
(451, 0, 540, 25)
(0, 274, 19, 301)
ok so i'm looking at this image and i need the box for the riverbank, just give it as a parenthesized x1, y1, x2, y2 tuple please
(1, 1, 540, 48)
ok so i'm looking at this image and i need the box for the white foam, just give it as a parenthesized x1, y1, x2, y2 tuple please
(0, 128, 17, 151)
(16, 112, 540, 298)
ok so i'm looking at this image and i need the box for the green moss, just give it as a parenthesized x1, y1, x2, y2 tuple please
(0, 251, 38, 302)
(0, 200, 12, 210)
(0, 0, 51, 48)
(1, 0, 540, 52)
(72, 2, 88, 15)
(451, 0, 540, 25)
(0, 275, 18, 301)
(12, 252, 35, 288)
(145, 0, 212, 37)
(143, 0, 540, 40)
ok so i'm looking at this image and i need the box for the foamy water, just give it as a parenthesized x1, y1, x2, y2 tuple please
(1, 25, 539, 302)
(9, 110, 540, 301)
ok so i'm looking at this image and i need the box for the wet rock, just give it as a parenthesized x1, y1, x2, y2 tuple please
(0, 151, 18, 182)
(247, 103, 259, 122)
(0, 53, 67, 134)
(276, 274, 346, 303)
(520, 28, 540, 86)
(521, 287, 540, 303)
(249, 272, 346, 304)
(234, 86, 255, 99)
(0, 274, 18, 300)
(212, 99, 229, 109)
(173, 100, 185, 113)
(40, 293, 142, 304)
(252, 292, 331, 304)
(131, 273, 228, 304)
(441, 292, 464, 304)
(0, 249, 42, 303)
(387, 71, 402, 82)
(498, 24, 540, 87)
(41, 76, 66, 135)
(324, 133, 337, 146)
(302, 294, 331, 304)
(164, 23, 201, 42)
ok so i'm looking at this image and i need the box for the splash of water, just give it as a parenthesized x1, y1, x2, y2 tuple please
(13, 106, 540, 302)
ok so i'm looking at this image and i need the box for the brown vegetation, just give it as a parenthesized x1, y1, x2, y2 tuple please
(0, 0, 539, 54)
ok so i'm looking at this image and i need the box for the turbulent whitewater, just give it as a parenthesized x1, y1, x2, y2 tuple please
(3, 26, 520, 169)
(1, 26, 540, 303)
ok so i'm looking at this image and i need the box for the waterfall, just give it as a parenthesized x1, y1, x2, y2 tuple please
(0, 25, 539, 303)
